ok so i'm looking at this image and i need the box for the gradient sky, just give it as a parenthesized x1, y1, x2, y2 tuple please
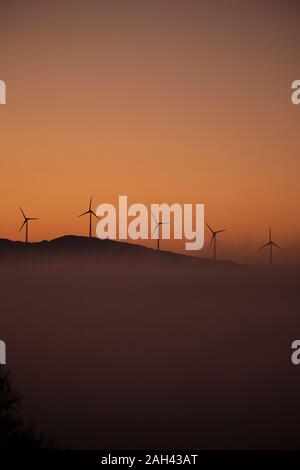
(1, 0, 300, 264)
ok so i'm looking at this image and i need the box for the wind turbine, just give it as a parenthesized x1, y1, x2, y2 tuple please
(78, 196, 99, 237)
(206, 223, 226, 261)
(151, 213, 169, 251)
(259, 228, 281, 267)
(19, 207, 39, 243)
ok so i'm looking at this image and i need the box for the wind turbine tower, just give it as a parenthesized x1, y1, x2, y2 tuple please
(19, 207, 39, 243)
(151, 213, 169, 251)
(206, 223, 226, 262)
(259, 228, 281, 267)
(78, 197, 99, 237)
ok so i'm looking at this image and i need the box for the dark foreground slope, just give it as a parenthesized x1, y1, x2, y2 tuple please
(1, 236, 299, 449)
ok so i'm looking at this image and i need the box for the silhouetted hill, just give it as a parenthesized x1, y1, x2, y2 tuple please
(0, 235, 238, 268)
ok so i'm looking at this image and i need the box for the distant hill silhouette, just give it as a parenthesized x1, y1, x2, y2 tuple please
(0, 235, 238, 268)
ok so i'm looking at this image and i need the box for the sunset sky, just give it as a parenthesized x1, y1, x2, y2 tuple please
(1, 0, 300, 264)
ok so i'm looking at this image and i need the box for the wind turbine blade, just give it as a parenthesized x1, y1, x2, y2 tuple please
(151, 212, 158, 225)
(19, 207, 26, 219)
(89, 197, 92, 211)
(152, 225, 159, 236)
(216, 229, 226, 234)
(269, 228, 272, 242)
(206, 223, 214, 234)
(19, 220, 26, 232)
(258, 242, 270, 251)
(29, 217, 39, 220)
(91, 210, 99, 219)
(161, 222, 169, 225)
(272, 242, 281, 250)
(78, 210, 89, 217)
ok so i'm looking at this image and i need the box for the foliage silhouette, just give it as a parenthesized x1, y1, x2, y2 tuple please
(0, 367, 48, 449)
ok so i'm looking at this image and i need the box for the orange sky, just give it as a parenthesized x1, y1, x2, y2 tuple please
(1, 0, 300, 264)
